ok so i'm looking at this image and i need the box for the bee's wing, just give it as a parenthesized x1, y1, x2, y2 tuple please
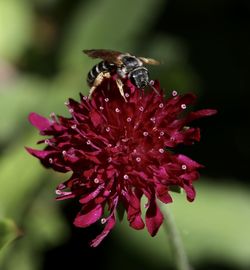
(138, 57, 160, 65)
(83, 49, 124, 65)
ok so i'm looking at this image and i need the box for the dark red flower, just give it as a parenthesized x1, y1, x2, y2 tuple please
(26, 76, 216, 247)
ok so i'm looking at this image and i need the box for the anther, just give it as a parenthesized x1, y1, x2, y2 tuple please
(71, 124, 77, 129)
(182, 164, 187, 170)
(160, 131, 164, 136)
(159, 103, 164, 108)
(45, 139, 50, 144)
(139, 106, 144, 112)
(172, 90, 178, 96)
(49, 158, 53, 163)
(123, 174, 129, 180)
(115, 108, 120, 113)
(106, 127, 110, 132)
(107, 157, 112, 163)
(101, 218, 106, 224)
(86, 140, 91, 145)
(181, 104, 187, 109)
(94, 178, 99, 184)
(158, 148, 164, 153)
(136, 157, 141, 162)
(127, 117, 132, 122)
(99, 106, 104, 110)
(104, 98, 109, 102)
(62, 150, 67, 156)
(69, 108, 74, 113)
(143, 131, 148, 136)
(150, 117, 156, 123)
(64, 101, 69, 105)
(125, 93, 130, 97)
(82, 96, 88, 100)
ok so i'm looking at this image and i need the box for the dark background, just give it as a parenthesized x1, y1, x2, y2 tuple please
(0, 0, 249, 269)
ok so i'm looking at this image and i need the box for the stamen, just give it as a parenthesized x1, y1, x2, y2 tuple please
(182, 164, 187, 170)
(94, 178, 100, 184)
(101, 218, 107, 224)
(172, 90, 178, 96)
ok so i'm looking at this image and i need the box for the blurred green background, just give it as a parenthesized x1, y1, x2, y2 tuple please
(0, 0, 249, 269)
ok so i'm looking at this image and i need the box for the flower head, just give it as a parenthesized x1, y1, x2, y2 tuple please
(26, 76, 216, 247)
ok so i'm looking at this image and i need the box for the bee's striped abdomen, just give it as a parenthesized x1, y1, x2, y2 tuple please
(87, 61, 115, 86)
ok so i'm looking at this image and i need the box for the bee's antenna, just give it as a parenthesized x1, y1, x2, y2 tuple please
(149, 80, 160, 95)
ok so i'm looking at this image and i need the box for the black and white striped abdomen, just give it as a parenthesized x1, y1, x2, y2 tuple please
(87, 61, 116, 86)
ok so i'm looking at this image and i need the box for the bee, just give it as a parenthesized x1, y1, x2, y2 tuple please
(83, 49, 160, 101)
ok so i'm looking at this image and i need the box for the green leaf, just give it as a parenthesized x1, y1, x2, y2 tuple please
(0, 218, 20, 250)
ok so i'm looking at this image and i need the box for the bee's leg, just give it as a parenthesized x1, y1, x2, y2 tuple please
(116, 78, 127, 102)
(88, 72, 111, 98)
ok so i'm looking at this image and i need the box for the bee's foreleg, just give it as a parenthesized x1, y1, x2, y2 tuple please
(88, 72, 111, 98)
(116, 78, 127, 102)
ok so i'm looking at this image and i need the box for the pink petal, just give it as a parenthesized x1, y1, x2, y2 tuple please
(89, 110, 103, 127)
(74, 204, 103, 228)
(28, 112, 51, 131)
(90, 214, 116, 247)
(156, 185, 173, 204)
(25, 147, 51, 159)
(145, 199, 163, 236)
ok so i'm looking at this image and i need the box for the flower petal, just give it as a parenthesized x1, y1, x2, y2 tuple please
(28, 112, 51, 131)
(74, 204, 103, 228)
(145, 199, 163, 236)
(90, 214, 116, 247)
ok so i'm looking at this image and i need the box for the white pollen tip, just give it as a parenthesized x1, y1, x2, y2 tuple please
(159, 148, 164, 153)
(101, 218, 106, 224)
(123, 174, 129, 180)
(172, 90, 178, 96)
(94, 178, 100, 184)
(181, 104, 187, 109)
(182, 165, 187, 170)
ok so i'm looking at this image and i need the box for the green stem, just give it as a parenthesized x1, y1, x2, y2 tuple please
(162, 206, 192, 270)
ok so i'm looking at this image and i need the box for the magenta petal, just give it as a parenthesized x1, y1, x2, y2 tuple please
(28, 112, 51, 131)
(90, 214, 116, 247)
(74, 204, 103, 228)
(145, 199, 163, 236)
(130, 214, 145, 230)
(25, 147, 51, 159)
(89, 110, 103, 127)
(183, 184, 196, 202)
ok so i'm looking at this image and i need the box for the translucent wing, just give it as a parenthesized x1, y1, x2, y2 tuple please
(83, 49, 124, 65)
(138, 57, 160, 65)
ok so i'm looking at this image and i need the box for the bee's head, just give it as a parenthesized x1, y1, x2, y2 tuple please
(129, 67, 149, 89)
